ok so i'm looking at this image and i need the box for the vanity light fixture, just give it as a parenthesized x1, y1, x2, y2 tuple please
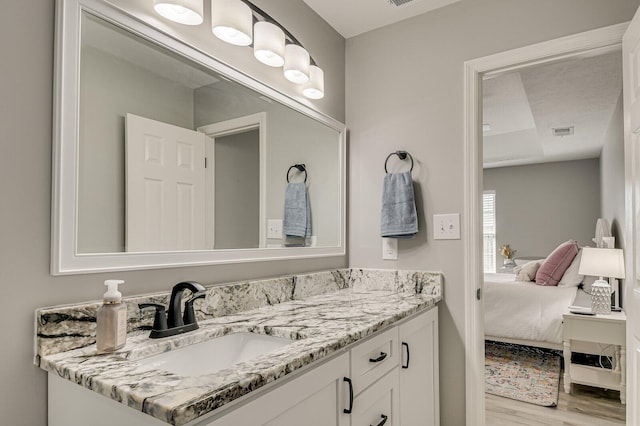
(153, 0, 204, 25)
(253, 21, 285, 67)
(303, 65, 324, 99)
(211, 0, 253, 46)
(154, 0, 324, 98)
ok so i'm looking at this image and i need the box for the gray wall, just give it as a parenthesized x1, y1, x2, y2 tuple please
(78, 47, 195, 253)
(214, 130, 260, 249)
(194, 84, 341, 247)
(345, 1, 639, 424)
(483, 159, 601, 269)
(601, 92, 626, 249)
(0, 1, 344, 425)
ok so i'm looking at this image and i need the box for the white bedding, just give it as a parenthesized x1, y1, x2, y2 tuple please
(484, 273, 580, 345)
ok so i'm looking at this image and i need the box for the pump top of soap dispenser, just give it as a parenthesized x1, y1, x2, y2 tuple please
(103, 279, 124, 304)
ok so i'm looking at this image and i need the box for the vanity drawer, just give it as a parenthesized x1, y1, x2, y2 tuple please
(350, 327, 399, 395)
(350, 368, 400, 426)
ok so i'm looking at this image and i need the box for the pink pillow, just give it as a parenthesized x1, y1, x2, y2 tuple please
(535, 240, 579, 286)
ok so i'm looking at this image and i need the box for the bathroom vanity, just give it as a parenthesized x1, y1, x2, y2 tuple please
(36, 269, 441, 426)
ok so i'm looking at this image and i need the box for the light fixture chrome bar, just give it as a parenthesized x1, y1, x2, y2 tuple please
(239, 0, 318, 66)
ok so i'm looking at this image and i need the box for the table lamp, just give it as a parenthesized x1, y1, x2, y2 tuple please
(578, 247, 625, 314)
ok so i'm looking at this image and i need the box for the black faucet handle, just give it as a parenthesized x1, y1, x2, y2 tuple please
(183, 292, 207, 325)
(139, 303, 168, 331)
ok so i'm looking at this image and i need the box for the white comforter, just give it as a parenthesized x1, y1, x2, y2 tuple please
(484, 273, 578, 345)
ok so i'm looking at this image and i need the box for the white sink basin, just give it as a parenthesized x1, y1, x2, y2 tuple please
(138, 332, 294, 376)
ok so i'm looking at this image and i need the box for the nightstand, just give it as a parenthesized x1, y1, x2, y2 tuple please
(562, 311, 626, 404)
(499, 263, 515, 273)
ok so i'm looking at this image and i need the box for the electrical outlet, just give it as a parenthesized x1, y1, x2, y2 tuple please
(382, 238, 398, 260)
(433, 213, 461, 240)
(267, 219, 282, 239)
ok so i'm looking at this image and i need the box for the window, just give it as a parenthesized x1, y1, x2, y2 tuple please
(483, 191, 496, 273)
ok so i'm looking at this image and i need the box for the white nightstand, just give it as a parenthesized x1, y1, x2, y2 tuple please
(562, 311, 626, 404)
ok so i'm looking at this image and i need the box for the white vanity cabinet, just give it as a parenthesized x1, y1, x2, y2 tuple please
(209, 352, 350, 426)
(399, 306, 439, 426)
(48, 307, 438, 426)
(211, 306, 439, 426)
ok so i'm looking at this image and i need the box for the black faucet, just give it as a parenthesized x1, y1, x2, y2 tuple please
(167, 281, 206, 328)
(139, 281, 207, 339)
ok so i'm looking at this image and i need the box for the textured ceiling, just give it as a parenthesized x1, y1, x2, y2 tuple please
(483, 50, 622, 168)
(302, 0, 461, 38)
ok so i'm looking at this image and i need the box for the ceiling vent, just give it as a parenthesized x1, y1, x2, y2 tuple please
(389, 0, 415, 7)
(552, 126, 574, 137)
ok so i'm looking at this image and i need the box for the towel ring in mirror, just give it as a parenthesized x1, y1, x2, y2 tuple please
(384, 151, 414, 174)
(287, 164, 307, 183)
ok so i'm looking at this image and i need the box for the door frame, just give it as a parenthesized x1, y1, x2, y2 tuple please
(198, 112, 267, 249)
(463, 23, 628, 425)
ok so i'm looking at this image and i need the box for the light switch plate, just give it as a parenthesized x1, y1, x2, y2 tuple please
(267, 219, 282, 239)
(433, 213, 461, 240)
(382, 237, 398, 260)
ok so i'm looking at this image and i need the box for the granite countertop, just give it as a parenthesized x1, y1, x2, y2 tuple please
(39, 287, 440, 425)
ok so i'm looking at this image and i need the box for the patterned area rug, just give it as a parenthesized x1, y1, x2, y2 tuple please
(485, 341, 562, 407)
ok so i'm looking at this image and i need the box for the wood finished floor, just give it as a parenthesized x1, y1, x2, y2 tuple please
(486, 375, 626, 426)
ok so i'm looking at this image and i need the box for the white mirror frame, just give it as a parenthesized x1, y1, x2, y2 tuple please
(52, 0, 346, 275)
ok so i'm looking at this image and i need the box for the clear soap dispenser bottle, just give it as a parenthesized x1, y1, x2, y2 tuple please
(96, 279, 127, 353)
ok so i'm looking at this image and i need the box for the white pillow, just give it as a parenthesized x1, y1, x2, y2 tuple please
(558, 248, 584, 287)
(514, 260, 542, 282)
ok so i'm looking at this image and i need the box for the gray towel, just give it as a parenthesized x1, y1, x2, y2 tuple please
(380, 171, 418, 238)
(283, 182, 311, 238)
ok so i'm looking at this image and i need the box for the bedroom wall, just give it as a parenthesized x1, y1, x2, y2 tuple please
(600, 92, 626, 250)
(483, 159, 601, 268)
(346, 1, 638, 423)
(0, 1, 345, 425)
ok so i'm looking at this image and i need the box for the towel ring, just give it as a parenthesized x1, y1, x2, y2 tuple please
(384, 151, 414, 174)
(286, 164, 307, 183)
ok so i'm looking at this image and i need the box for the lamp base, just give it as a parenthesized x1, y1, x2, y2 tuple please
(591, 279, 612, 315)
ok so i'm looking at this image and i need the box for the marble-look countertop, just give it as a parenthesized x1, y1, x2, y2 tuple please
(39, 287, 440, 425)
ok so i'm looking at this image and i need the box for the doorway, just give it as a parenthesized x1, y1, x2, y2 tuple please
(198, 112, 267, 249)
(463, 23, 629, 426)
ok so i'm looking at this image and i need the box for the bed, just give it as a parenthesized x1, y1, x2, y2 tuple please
(483, 272, 591, 350)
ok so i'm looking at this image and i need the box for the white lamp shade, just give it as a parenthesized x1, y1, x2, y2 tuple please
(303, 65, 324, 99)
(253, 22, 285, 67)
(211, 0, 253, 46)
(154, 0, 204, 25)
(578, 247, 626, 278)
(283, 44, 310, 84)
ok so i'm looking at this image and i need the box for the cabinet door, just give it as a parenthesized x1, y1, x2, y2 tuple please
(350, 368, 400, 426)
(399, 307, 439, 426)
(208, 352, 350, 426)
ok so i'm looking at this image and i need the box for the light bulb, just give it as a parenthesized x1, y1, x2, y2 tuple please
(254, 22, 285, 67)
(153, 0, 204, 26)
(211, 0, 253, 46)
(283, 44, 310, 84)
(303, 66, 324, 99)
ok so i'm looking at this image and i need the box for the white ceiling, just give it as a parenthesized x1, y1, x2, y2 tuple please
(483, 50, 622, 168)
(302, 0, 461, 38)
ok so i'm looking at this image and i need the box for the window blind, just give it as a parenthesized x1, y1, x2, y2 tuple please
(483, 191, 496, 273)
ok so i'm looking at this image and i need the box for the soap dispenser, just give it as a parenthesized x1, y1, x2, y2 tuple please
(96, 279, 127, 353)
